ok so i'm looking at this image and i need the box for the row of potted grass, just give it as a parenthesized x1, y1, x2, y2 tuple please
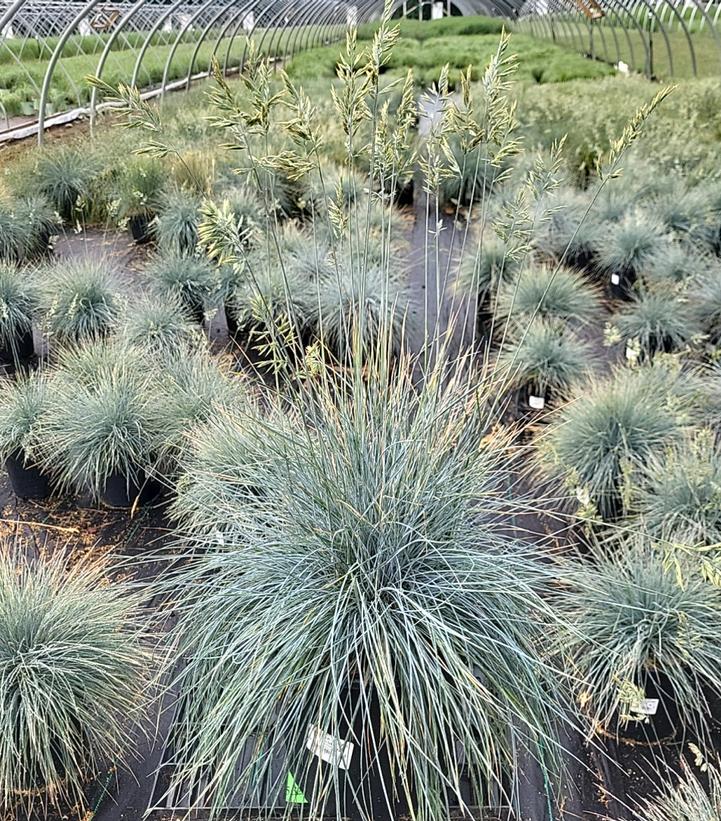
(0, 240, 409, 371)
(451, 166, 721, 417)
(0, 338, 243, 507)
(0, 258, 208, 363)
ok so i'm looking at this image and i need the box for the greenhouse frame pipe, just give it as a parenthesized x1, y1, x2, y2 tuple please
(535, 0, 583, 53)
(596, 0, 638, 70)
(255, 3, 311, 65)
(678, 0, 721, 73)
(655, 0, 698, 76)
(37, 0, 106, 145)
(305, 3, 348, 51)
(243, 3, 293, 71)
(184, 0, 241, 90)
(89, 0, 148, 132)
(286, 1, 339, 61)
(597, 0, 649, 73)
(211, 0, 258, 77)
(533, 0, 552, 46)
(686, 0, 721, 70)
(263, 0, 316, 65)
(222, 0, 263, 75)
(287, 3, 324, 59)
(632, 0, 676, 77)
(551, 0, 613, 63)
(533, 0, 587, 55)
(131, 0, 187, 89)
(0, 0, 27, 34)
(287, 0, 343, 59)
(524, 0, 572, 50)
(321, 4, 352, 48)
(266, 0, 337, 63)
(0, 28, 41, 100)
(559, 5, 594, 59)
(238, 1, 276, 72)
(160, 0, 220, 100)
(587, 0, 646, 72)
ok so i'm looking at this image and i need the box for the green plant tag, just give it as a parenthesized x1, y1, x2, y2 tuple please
(286, 772, 308, 804)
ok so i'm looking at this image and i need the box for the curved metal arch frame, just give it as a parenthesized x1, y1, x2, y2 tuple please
(519, 0, 721, 77)
(6, 0, 361, 144)
(5, 0, 721, 146)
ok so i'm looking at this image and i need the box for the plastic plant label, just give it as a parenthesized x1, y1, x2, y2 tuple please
(575, 486, 591, 506)
(306, 725, 354, 770)
(286, 772, 307, 804)
(611, 273, 621, 286)
(528, 395, 545, 410)
(625, 341, 640, 362)
(631, 698, 659, 716)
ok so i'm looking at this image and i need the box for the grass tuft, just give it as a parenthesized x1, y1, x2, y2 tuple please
(0, 544, 149, 813)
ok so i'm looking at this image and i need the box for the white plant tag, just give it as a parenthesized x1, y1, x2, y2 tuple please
(306, 726, 354, 770)
(625, 341, 640, 362)
(631, 698, 659, 716)
(575, 486, 591, 506)
(611, 273, 621, 286)
(528, 395, 545, 410)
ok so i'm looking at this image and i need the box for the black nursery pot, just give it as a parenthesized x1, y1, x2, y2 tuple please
(293, 681, 475, 820)
(0, 328, 35, 363)
(5, 450, 50, 500)
(186, 299, 206, 326)
(101, 469, 161, 509)
(129, 214, 153, 245)
(641, 334, 676, 363)
(394, 177, 415, 207)
(293, 681, 412, 821)
(224, 303, 239, 339)
(612, 674, 679, 746)
(607, 269, 636, 300)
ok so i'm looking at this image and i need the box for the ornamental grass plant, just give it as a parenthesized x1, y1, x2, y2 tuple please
(0, 543, 150, 815)
(145, 253, 215, 323)
(538, 367, 688, 521)
(596, 211, 668, 290)
(0, 263, 37, 362)
(559, 538, 721, 741)
(28, 146, 102, 222)
(636, 754, 721, 821)
(494, 265, 601, 327)
(157, 349, 246, 465)
(39, 259, 122, 347)
(155, 189, 202, 256)
(688, 266, 721, 345)
(611, 288, 699, 361)
(162, 354, 569, 820)
(631, 430, 721, 550)
(37, 339, 163, 500)
(120, 295, 205, 357)
(0, 370, 49, 467)
(495, 319, 595, 407)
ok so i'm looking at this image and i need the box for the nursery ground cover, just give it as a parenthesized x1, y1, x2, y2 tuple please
(286, 29, 615, 86)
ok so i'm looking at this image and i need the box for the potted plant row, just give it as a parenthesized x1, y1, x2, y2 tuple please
(0, 335, 244, 510)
